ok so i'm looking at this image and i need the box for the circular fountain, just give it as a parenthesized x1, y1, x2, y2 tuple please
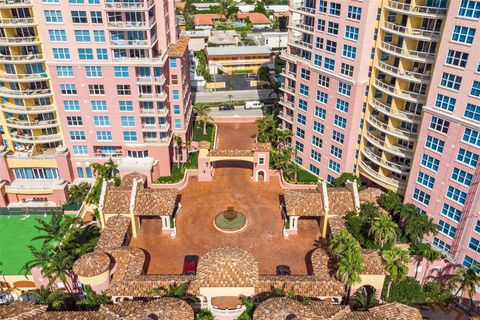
(214, 206, 247, 233)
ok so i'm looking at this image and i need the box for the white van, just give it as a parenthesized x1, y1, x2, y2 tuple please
(244, 101, 264, 109)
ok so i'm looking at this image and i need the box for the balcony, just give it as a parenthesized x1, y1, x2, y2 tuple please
(359, 159, 407, 191)
(0, 72, 48, 82)
(379, 41, 435, 63)
(105, 0, 154, 10)
(0, 53, 44, 63)
(291, 2, 316, 16)
(141, 122, 170, 132)
(1, 102, 56, 114)
(0, 36, 40, 46)
(0, 17, 35, 27)
(366, 114, 418, 141)
(5, 118, 59, 129)
(10, 132, 62, 144)
(363, 130, 413, 158)
(110, 39, 150, 47)
(279, 99, 294, 110)
(138, 91, 167, 101)
(361, 147, 410, 175)
(107, 19, 153, 30)
(385, 0, 447, 18)
(375, 60, 431, 84)
(5, 179, 67, 194)
(279, 51, 311, 65)
(369, 98, 421, 123)
(278, 111, 293, 123)
(373, 79, 426, 103)
(136, 74, 166, 85)
(289, 36, 313, 50)
(290, 20, 314, 34)
(139, 108, 168, 116)
(0, 0, 31, 8)
(280, 68, 296, 80)
(382, 21, 440, 41)
(0, 87, 52, 99)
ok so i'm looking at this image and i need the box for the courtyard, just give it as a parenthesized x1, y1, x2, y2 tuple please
(129, 122, 322, 275)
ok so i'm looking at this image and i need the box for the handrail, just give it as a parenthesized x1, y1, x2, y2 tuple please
(386, 0, 447, 16)
(380, 41, 435, 61)
(383, 21, 440, 38)
(376, 60, 431, 82)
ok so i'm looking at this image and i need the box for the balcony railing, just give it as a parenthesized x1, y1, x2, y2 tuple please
(369, 98, 421, 123)
(5, 118, 58, 129)
(10, 132, 62, 143)
(382, 21, 440, 40)
(0, 53, 43, 62)
(136, 74, 166, 85)
(0, 87, 52, 98)
(359, 159, 407, 190)
(386, 0, 447, 16)
(0, 36, 40, 44)
(280, 68, 296, 80)
(138, 91, 167, 101)
(376, 60, 431, 83)
(367, 114, 418, 140)
(1, 102, 56, 114)
(279, 99, 294, 110)
(291, 20, 314, 33)
(0, 17, 35, 26)
(278, 111, 293, 123)
(0, 0, 31, 7)
(291, 3, 316, 15)
(280, 83, 295, 94)
(373, 79, 426, 102)
(362, 147, 410, 174)
(380, 41, 435, 62)
(0, 72, 48, 81)
(110, 39, 149, 46)
(290, 36, 313, 50)
(364, 130, 413, 157)
(105, 0, 154, 9)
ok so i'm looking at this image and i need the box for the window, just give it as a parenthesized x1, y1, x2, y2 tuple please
(45, 10, 63, 23)
(446, 50, 469, 68)
(114, 66, 129, 77)
(421, 154, 440, 172)
(315, 106, 326, 119)
(91, 100, 107, 111)
(119, 101, 133, 111)
(313, 121, 324, 134)
(311, 149, 321, 162)
(442, 204, 462, 222)
(56, 66, 73, 77)
(298, 99, 308, 111)
(335, 99, 349, 113)
(74, 30, 90, 42)
(96, 131, 112, 141)
(469, 238, 480, 253)
(325, 40, 337, 53)
(314, 54, 322, 67)
(438, 220, 457, 238)
(330, 145, 342, 159)
(435, 94, 456, 111)
(72, 11, 87, 23)
(88, 84, 104, 95)
(309, 164, 320, 175)
(329, 2, 341, 16)
(78, 48, 94, 60)
(299, 84, 309, 96)
(73, 146, 88, 155)
(417, 172, 435, 189)
(334, 115, 347, 129)
(318, 0, 327, 13)
(70, 130, 85, 141)
(332, 130, 345, 144)
(446, 186, 467, 205)
(425, 136, 445, 153)
(459, 0, 480, 18)
(452, 167, 473, 186)
(327, 22, 339, 35)
(172, 90, 180, 100)
(342, 45, 356, 59)
(121, 116, 135, 127)
(430, 116, 450, 134)
(329, 159, 340, 173)
(440, 72, 462, 90)
(316, 91, 328, 104)
(14, 168, 59, 180)
(69, 0, 84, 3)
(53, 48, 70, 60)
(60, 84, 77, 95)
(345, 26, 359, 40)
(63, 100, 80, 111)
(324, 58, 335, 71)
(93, 115, 109, 126)
(338, 82, 351, 96)
(413, 188, 431, 205)
(312, 135, 323, 148)
(317, 19, 325, 31)
(471, 80, 480, 97)
(476, 221, 480, 234)
(318, 75, 329, 88)
(465, 103, 480, 121)
(93, 30, 105, 42)
(85, 66, 102, 78)
(117, 85, 131, 95)
(297, 114, 306, 126)
(348, 5, 362, 20)
(463, 128, 480, 146)
(453, 25, 476, 44)
(49, 29, 66, 42)
(296, 128, 305, 139)
(90, 11, 102, 23)
(341, 63, 354, 77)
(433, 237, 451, 253)
(66, 116, 83, 126)
(457, 148, 479, 167)
(295, 141, 304, 153)
(123, 131, 137, 141)
(173, 105, 181, 115)
(96, 48, 108, 60)
(463, 256, 480, 271)
(300, 68, 310, 80)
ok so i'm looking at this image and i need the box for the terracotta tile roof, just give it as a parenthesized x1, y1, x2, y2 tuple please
(211, 296, 241, 309)
(368, 302, 422, 319)
(361, 250, 385, 275)
(196, 246, 259, 288)
(33, 311, 113, 320)
(327, 217, 346, 238)
(283, 189, 324, 216)
(237, 12, 271, 24)
(310, 247, 338, 280)
(328, 188, 355, 216)
(253, 297, 324, 320)
(72, 252, 110, 277)
(134, 189, 178, 216)
(192, 13, 225, 25)
(0, 301, 46, 319)
(167, 36, 189, 57)
(358, 188, 383, 205)
(102, 188, 132, 215)
(95, 215, 131, 251)
(106, 275, 195, 297)
(120, 172, 147, 190)
(257, 275, 344, 297)
(106, 247, 146, 284)
(208, 149, 253, 157)
(252, 142, 272, 152)
(198, 140, 211, 150)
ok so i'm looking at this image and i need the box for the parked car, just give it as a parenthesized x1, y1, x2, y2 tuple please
(219, 104, 234, 111)
(276, 265, 291, 276)
(182, 255, 199, 275)
(244, 101, 264, 109)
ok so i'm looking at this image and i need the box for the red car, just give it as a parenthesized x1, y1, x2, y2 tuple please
(182, 255, 198, 275)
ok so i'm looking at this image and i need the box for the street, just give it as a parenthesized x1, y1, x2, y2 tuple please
(192, 89, 274, 103)
(208, 106, 263, 118)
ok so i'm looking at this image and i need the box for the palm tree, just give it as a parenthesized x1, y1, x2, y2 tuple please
(238, 295, 254, 320)
(31, 214, 80, 246)
(173, 135, 183, 168)
(369, 215, 397, 248)
(68, 182, 91, 206)
(147, 282, 195, 305)
(410, 242, 431, 280)
(421, 247, 441, 284)
(90, 159, 116, 180)
(199, 113, 214, 136)
(276, 129, 292, 151)
(329, 230, 364, 302)
(198, 308, 215, 320)
(449, 264, 480, 310)
(377, 191, 403, 215)
(255, 115, 277, 143)
(24, 286, 68, 310)
(404, 213, 438, 244)
(382, 247, 412, 300)
(193, 104, 211, 129)
(77, 285, 109, 310)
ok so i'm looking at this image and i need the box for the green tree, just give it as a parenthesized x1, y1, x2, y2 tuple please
(404, 212, 438, 244)
(253, 2, 267, 15)
(329, 230, 364, 302)
(31, 214, 80, 246)
(382, 247, 413, 299)
(377, 191, 403, 215)
(369, 215, 397, 248)
(410, 243, 441, 283)
(238, 295, 255, 320)
(333, 173, 362, 189)
(352, 287, 376, 311)
(449, 264, 480, 310)
(77, 285, 109, 310)
(256, 115, 277, 143)
(193, 104, 213, 135)
(147, 282, 195, 305)
(67, 182, 91, 206)
(90, 158, 117, 180)
(198, 308, 215, 320)
(23, 286, 68, 310)
(173, 134, 184, 168)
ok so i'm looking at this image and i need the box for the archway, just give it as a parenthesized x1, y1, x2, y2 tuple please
(255, 169, 266, 182)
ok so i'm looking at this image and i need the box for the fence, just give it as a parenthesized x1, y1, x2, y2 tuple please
(0, 206, 63, 215)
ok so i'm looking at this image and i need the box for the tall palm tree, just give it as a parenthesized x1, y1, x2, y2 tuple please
(173, 135, 183, 168)
(77, 285, 109, 310)
(449, 264, 480, 310)
(31, 214, 80, 246)
(420, 246, 441, 284)
(276, 129, 292, 151)
(199, 113, 214, 136)
(90, 158, 117, 180)
(68, 182, 91, 206)
(410, 242, 431, 280)
(369, 215, 397, 248)
(377, 191, 403, 215)
(193, 104, 211, 128)
(404, 213, 438, 244)
(382, 247, 412, 300)
(255, 115, 277, 143)
(24, 286, 68, 310)
(329, 230, 364, 302)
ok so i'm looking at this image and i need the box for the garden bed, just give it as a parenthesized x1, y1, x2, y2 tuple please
(155, 151, 199, 184)
(193, 122, 216, 143)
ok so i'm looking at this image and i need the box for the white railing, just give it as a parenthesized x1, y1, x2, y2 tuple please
(136, 74, 166, 84)
(386, 0, 447, 16)
(364, 131, 413, 157)
(0, 53, 43, 61)
(359, 160, 406, 189)
(383, 21, 440, 39)
(278, 111, 293, 123)
(380, 41, 435, 61)
(1, 103, 56, 113)
(0, 0, 31, 6)
(0, 17, 35, 25)
(0, 36, 39, 44)
(291, 20, 314, 32)
(292, 3, 315, 14)
(10, 133, 62, 142)
(290, 36, 313, 49)
(0, 87, 52, 97)
(367, 114, 418, 140)
(376, 60, 431, 82)
(5, 118, 58, 128)
(362, 147, 410, 173)
(280, 67, 296, 79)
(0, 72, 48, 81)
(369, 98, 421, 122)
(374, 79, 426, 102)
(110, 39, 149, 46)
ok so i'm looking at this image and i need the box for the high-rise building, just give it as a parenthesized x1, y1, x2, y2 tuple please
(0, 0, 192, 206)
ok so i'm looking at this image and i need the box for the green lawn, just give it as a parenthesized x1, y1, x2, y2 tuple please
(296, 166, 319, 184)
(193, 122, 215, 143)
(0, 215, 46, 275)
(155, 151, 199, 184)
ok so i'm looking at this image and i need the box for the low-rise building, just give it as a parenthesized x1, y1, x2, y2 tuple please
(209, 30, 240, 47)
(192, 2, 220, 11)
(258, 32, 288, 51)
(180, 30, 210, 51)
(205, 46, 273, 74)
(237, 12, 271, 29)
(192, 13, 226, 29)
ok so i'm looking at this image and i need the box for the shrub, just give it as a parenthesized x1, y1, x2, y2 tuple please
(384, 277, 425, 305)
(333, 173, 362, 190)
(423, 281, 452, 304)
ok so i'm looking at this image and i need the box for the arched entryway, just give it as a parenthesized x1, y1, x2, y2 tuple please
(255, 169, 266, 182)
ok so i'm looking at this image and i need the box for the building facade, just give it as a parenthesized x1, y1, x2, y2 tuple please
(0, 0, 192, 206)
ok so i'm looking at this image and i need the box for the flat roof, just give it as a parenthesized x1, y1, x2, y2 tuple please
(206, 46, 272, 56)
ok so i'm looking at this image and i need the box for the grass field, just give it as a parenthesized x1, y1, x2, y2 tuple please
(0, 215, 46, 275)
